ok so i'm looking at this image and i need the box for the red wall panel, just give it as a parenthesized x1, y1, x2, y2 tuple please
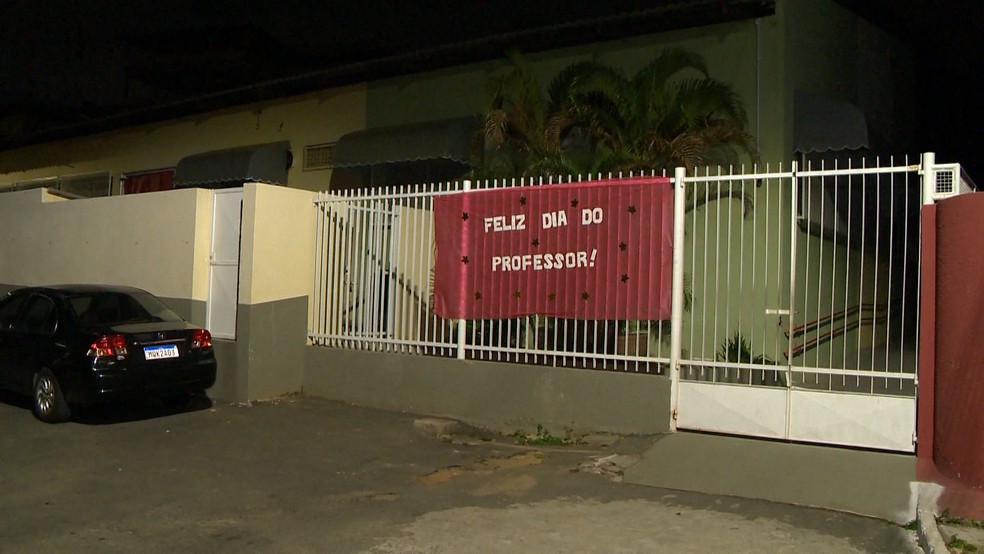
(934, 193, 984, 487)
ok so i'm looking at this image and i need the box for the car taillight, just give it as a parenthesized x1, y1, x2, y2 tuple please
(88, 334, 128, 359)
(191, 328, 212, 349)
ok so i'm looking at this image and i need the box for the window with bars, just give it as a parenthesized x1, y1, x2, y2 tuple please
(2, 173, 112, 198)
(58, 172, 113, 198)
(303, 143, 336, 171)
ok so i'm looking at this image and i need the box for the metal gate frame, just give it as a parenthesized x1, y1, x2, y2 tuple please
(668, 154, 954, 452)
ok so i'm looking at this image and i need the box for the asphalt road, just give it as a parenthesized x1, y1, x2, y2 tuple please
(0, 392, 920, 553)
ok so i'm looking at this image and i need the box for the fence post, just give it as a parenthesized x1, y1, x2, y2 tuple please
(917, 152, 936, 457)
(921, 152, 936, 206)
(669, 167, 686, 431)
(456, 180, 472, 360)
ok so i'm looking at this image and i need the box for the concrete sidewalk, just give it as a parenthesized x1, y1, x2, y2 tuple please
(0, 394, 920, 553)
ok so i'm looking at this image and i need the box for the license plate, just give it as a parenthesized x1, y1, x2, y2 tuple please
(144, 344, 179, 360)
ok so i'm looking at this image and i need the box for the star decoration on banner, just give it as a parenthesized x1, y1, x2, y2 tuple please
(531, 238, 540, 247)
(474, 292, 482, 300)
(513, 290, 523, 299)
(571, 198, 579, 207)
(548, 292, 557, 301)
(627, 205, 637, 214)
(581, 291, 591, 300)
(519, 196, 527, 205)
(621, 274, 630, 283)
(460, 256, 469, 264)
(619, 242, 627, 251)
(461, 212, 469, 221)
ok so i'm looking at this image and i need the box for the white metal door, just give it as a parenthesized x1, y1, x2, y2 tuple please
(207, 189, 243, 339)
(674, 161, 921, 452)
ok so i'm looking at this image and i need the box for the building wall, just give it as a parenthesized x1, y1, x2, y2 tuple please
(0, 85, 367, 193)
(784, 0, 916, 151)
(304, 348, 672, 435)
(366, 17, 775, 163)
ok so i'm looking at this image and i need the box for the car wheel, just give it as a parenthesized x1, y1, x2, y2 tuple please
(33, 369, 71, 423)
(163, 390, 209, 411)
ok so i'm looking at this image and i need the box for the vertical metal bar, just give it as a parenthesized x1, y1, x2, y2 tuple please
(321, 194, 341, 344)
(886, 165, 896, 377)
(776, 161, 785, 364)
(724, 170, 733, 372)
(387, 196, 400, 352)
(356, 193, 370, 349)
(407, 186, 418, 353)
(670, 166, 687, 432)
(871, 163, 882, 384)
(856, 159, 865, 377)
(750, 170, 758, 361)
(713, 169, 722, 378)
(786, 161, 798, 439)
(701, 171, 710, 369)
(314, 196, 324, 344)
(339, 192, 354, 349)
(828, 159, 838, 367)
(367, 199, 381, 347)
(688, 174, 697, 372)
(763, 164, 772, 362)
(311, 194, 324, 343)
(362, 199, 375, 347)
(809, 158, 820, 376)
(328, 199, 342, 347)
(840, 162, 850, 381)
(456, 180, 472, 360)
(417, 184, 429, 354)
(737, 171, 745, 354)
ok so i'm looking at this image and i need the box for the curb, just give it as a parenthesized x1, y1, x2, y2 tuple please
(917, 508, 949, 554)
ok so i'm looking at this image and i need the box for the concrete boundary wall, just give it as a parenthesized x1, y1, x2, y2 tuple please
(0, 187, 210, 302)
(304, 348, 672, 435)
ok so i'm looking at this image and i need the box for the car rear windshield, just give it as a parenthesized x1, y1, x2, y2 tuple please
(69, 292, 183, 326)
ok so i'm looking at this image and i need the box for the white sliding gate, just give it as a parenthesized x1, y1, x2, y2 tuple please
(672, 157, 931, 452)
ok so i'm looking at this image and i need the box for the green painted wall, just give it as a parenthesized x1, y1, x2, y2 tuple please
(304, 348, 672, 435)
(366, 17, 778, 164)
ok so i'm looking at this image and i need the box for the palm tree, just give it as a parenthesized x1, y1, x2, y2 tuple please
(479, 48, 758, 179)
(480, 50, 570, 178)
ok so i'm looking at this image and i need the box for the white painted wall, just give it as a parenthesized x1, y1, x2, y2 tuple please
(0, 187, 210, 300)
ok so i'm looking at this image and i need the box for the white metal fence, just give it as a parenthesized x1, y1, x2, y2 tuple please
(309, 153, 971, 451)
(310, 175, 670, 373)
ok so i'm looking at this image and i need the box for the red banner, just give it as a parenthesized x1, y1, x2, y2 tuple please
(433, 177, 673, 320)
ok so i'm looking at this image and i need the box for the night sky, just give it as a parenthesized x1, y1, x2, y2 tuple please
(1, 0, 981, 178)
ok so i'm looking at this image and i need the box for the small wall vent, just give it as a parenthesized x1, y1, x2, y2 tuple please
(303, 143, 336, 171)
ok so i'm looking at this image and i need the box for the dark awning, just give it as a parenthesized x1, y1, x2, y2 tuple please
(173, 141, 292, 187)
(793, 91, 869, 154)
(332, 118, 475, 168)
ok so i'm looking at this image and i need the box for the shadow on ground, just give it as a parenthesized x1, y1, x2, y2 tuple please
(0, 389, 213, 425)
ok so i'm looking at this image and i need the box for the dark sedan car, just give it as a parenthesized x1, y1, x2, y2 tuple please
(0, 285, 217, 422)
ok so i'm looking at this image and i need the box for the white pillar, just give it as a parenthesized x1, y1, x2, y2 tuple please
(921, 152, 936, 206)
(669, 167, 687, 431)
